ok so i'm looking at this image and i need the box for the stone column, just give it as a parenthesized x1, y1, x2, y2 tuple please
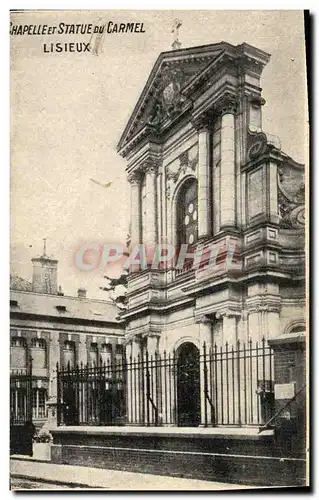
(219, 99, 236, 229)
(198, 317, 213, 426)
(48, 332, 60, 400)
(221, 312, 237, 346)
(216, 310, 239, 424)
(128, 172, 141, 248)
(197, 124, 211, 238)
(45, 332, 60, 428)
(144, 163, 158, 247)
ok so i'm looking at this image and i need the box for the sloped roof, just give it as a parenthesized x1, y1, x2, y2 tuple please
(10, 289, 120, 324)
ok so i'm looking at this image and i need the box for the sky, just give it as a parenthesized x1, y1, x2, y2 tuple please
(10, 9, 308, 299)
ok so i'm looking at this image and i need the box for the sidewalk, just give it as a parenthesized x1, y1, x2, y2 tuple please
(10, 458, 253, 490)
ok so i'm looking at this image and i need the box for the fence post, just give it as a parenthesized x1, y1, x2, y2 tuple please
(203, 342, 208, 427)
(145, 350, 150, 426)
(237, 339, 241, 426)
(56, 362, 61, 426)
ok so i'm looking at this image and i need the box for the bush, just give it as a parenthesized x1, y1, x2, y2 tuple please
(33, 430, 53, 443)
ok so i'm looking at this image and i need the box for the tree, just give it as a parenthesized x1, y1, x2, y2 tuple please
(100, 270, 128, 310)
(100, 232, 130, 310)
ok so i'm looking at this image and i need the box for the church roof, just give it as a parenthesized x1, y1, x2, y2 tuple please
(10, 289, 121, 325)
(117, 41, 270, 156)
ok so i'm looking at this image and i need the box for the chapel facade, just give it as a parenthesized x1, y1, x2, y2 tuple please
(117, 41, 306, 427)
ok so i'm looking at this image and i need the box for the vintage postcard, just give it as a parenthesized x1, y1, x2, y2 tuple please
(10, 9, 308, 490)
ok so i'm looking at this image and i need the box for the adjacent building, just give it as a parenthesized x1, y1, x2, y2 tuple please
(10, 250, 123, 429)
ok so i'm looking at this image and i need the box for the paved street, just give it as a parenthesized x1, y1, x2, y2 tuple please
(11, 478, 75, 490)
(10, 458, 253, 491)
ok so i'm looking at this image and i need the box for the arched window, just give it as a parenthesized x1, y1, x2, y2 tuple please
(176, 177, 198, 248)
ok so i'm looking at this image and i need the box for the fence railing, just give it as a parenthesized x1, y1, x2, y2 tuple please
(57, 339, 274, 428)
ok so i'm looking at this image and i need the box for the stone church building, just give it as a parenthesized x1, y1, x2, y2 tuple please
(117, 41, 306, 427)
(49, 40, 307, 485)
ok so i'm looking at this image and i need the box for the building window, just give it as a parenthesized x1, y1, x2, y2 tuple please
(90, 342, 98, 366)
(100, 343, 112, 372)
(115, 344, 124, 375)
(177, 178, 198, 248)
(32, 388, 47, 419)
(63, 340, 76, 368)
(10, 337, 27, 369)
(31, 338, 47, 369)
(11, 337, 26, 348)
(10, 388, 27, 423)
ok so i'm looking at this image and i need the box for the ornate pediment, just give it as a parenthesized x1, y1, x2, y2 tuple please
(118, 42, 271, 157)
(117, 43, 234, 155)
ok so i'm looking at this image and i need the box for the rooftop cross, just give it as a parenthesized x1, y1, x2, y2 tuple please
(171, 19, 182, 50)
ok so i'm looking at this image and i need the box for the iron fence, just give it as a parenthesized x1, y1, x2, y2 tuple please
(57, 338, 274, 428)
(10, 356, 33, 425)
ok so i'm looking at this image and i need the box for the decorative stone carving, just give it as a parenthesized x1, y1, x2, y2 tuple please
(195, 315, 211, 324)
(191, 111, 214, 132)
(147, 66, 188, 129)
(214, 94, 238, 117)
(144, 163, 158, 175)
(278, 167, 305, 229)
(246, 127, 281, 162)
(166, 150, 198, 184)
(246, 128, 268, 160)
(128, 171, 141, 184)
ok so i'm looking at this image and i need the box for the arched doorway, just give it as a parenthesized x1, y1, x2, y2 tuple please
(176, 342, 200, 427)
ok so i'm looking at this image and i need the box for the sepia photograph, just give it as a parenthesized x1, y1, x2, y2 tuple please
(9, 8, 308, 491)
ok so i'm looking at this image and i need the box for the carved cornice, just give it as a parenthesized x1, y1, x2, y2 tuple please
(215, 309, 242, 319)
(191, 110, 214, 131)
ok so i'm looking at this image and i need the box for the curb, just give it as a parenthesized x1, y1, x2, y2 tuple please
(11, 474, 104, 489)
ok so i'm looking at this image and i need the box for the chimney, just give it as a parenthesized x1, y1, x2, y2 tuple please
(77, 288, 87, 299)
(31, 240, 58, 294)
